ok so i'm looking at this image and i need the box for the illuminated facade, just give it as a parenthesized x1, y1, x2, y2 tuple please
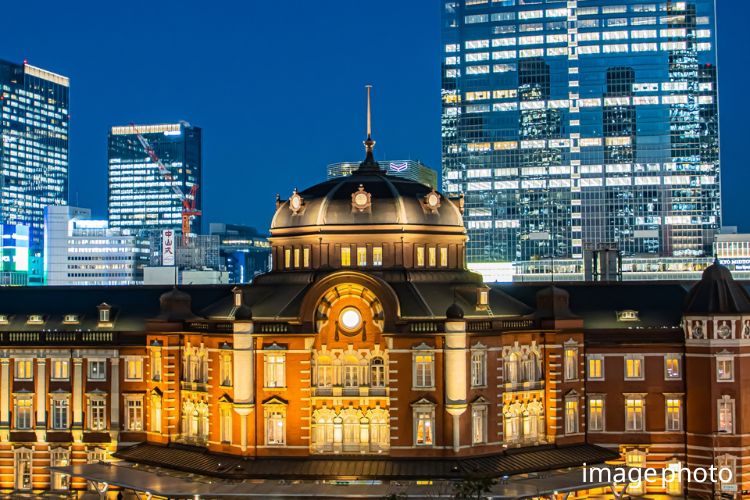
(442, 0, 720, 264)
(107, 122, 202, 234)
(328, 159, 439, 188)
(0, 59, 69, 282)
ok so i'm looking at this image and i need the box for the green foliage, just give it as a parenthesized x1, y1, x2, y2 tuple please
(452, 477, 497, 499)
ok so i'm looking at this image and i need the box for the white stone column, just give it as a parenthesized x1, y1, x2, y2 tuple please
(110, 357, 120, 440)
(233, 321, 255, 452)
(72, 357, 83, 442)
(0, 357, 9, 440)
(36, 356, 46, 425)
(445, 319, 468, 453)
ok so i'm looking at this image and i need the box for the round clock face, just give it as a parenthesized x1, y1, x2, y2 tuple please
(718, 325, 731, 339)
(354, 192, 368, 207)
(340, 307, 362, 331)
(290, 195, 301, 210)
(427, 193, 439, 207)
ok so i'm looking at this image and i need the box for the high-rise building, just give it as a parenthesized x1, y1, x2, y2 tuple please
(209, 223, 271, 283)
(44, 205, 148, 285)
(441, 0, 720, 266)
(328, 159, 439, 188)
(108, 122, 202, 234)
(0, 59, 69, 282)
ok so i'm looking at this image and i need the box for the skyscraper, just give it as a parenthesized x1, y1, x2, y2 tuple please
(108, 122, 202, 234)
(0, 59, 69, 282)
(441, 0, 719, 266)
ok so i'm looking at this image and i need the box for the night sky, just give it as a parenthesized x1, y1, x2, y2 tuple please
(0, 0, 747, 233)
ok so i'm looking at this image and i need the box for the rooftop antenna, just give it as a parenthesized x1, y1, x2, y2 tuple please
(357, 85, 381, 172)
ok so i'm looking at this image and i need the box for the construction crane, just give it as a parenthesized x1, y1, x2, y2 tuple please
(130, 124, 201, 246)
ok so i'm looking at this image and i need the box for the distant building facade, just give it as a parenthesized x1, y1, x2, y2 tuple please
(0, 224, 30, 286)
(143, 232, 228, 285)
(0, 59, 69, 282)
(328, 159, 438, 187)
(442, 0, 720, 264)
(209, 223, 271, 284)
(44, 206, 147, 285)
(107, 122, 202, 234)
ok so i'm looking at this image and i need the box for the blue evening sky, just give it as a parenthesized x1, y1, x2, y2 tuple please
(0, 1, 747, 233)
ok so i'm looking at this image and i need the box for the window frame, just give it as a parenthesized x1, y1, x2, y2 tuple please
(412, 403, 436, 447)
(718, 396, 735, 434)
(625, 396, 646, 432)
(124, 357, 144, 381)
(50, 396, 70, 430)
(264, 349, 286, 389)
(87, 395, 107, 431)
(563, 346, 578, 381)
(470, 348, 487, 388)
(624, 354, 645, 381)
(124, 395, 144, 432)
(14, 395, 33, 430)
(716, 355, 735, 382)
(51, 359, 70, 381)
(564, 395, 579, 434)
(471, 403, 488, 445)
(664, 354, 681, 380)
(14, 359, 33, 381)
(665, 396, 682, 431)
(412, 349, 435, 389)
(587, 354, 604, 380)
(88, 359, 107, 382)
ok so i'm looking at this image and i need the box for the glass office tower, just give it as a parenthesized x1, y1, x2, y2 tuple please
(442, 0, 719, 265)
(108, 122, 202, 234)
(0, 59, 69, 282)
(327, 159, 439, 188)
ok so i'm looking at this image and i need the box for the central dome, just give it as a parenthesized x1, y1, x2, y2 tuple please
(271, 170, 464, 231)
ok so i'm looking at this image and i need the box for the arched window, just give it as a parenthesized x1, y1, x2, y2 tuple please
(343, 355, 360, 388)
(311, 409, 335, 453)
(523, 352, 539, 382)
(505, 352, 519, 384)
(370, 357, 386, 388)
(504, 407, 520, 443)
(367, 408, 390, 451)
(341, 410, 361, 452)
(316, 355, 333, 388)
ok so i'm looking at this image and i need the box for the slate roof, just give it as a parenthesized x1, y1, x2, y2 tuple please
(114, 442, 618, 480)
(684, 260, 750, 314)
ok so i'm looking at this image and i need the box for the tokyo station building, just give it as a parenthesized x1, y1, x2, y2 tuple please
(0, 144, 747, 498)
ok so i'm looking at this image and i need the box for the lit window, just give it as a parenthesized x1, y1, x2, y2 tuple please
(51, 397, 70, 430)
(471, 405, 488, 444)
(414, 406, 435, 446)
(357, 247, 367, 266)
(477, 287, 489, 306)
(665, 354, 680, 379)
(220, 405, 232, 443)
(413, 351, 434, 388)
(150, 349, 162, 382)
(665, 459, 683, 495)
(316, 355, 333, 388)
(718, 396, 734, 433)
(303, 247, 310, 268)
(15, 359, 32, 380)
(50, 448, 70, 490)
(98, 304, 110, 323)
(293, 248, 300, 268)
(564, 347, 578, 381)
(340, 247, 351, 267)
(371, 357, 386, 388)
(588, 396, 604, 431)
(428, 247, 436, 267)
(125, 396, 143, 431)
(373, 246, 383, 266)
(565, 396, 579, 434)
(625, 355, 644, 380)
(88, 359, 106, 381)
(716, 454, 737, 493)
(588, 355, 604, 380)
(416, 246, 425, 267)
(471, 349, 487, 387)
(625, 449, 647, 495)
(220, 353, 233, 386)
(666, 398, 682, 431)
(440, 247, 448, 267)
(124, 358, 143, 381)
(717, 356, 734, 382)
(14, 396, 33, 429)
(284, 248, 291, 268)
(151, 394, 162, 433)
(264, 351, 286, 388)
(625, 397, 645, 431)
(265, 407, 286, 446)
(15, 448, 33, 490)
(51, 359, 70, 380)
(88, 397, 107, 431)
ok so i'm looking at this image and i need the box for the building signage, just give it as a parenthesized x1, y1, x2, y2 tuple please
(162, 229, 175, 266)
(389, 161, 408, 173)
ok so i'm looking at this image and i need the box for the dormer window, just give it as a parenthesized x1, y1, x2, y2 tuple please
(477, 286, 490, 309)
(63, 314, 79, 324)
(233, 287, 243, 307)
(0, 315, 8, 325)
(616, 310, 639, 322)
(98, 303, 111, 324)
(27, 315, 43, 325)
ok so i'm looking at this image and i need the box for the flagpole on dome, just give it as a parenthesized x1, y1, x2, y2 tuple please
(358, 84, 381, 172)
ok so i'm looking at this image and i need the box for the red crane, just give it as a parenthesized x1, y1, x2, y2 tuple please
(131, 124, 201, 246)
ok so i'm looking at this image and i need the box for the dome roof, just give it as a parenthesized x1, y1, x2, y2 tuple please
(271, 169, 464, 232)
(684, 260, 750, 314)
(157, 287, 201, 321)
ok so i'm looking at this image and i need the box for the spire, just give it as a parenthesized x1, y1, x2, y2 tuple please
(357, 84, 382, 173)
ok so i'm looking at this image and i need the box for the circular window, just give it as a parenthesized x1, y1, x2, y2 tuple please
(340, 307, 362, 331)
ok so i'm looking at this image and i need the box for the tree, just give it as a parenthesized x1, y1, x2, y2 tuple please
(452, 477, 497, 500)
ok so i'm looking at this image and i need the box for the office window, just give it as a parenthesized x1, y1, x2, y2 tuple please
(51, 397, 70, 430)
(428, 247, 436, 267)
(414, 408, 435, 446)
(373, 246, 383, 266)
(125, 397, 143, 431)
(665, 354, 680, 379)
(564, 347, 578, 381)
(565, 396, 579, 434)
(50, 448, 70, 490)
(15, 396, 33, 430)
(588, 396, 605, 432)
(588, 355, 604, 380)
(88, 397, 107, 431)
(413, 351, 434, 388)
(220, 353, 233, 386)
(718, 396, 734, 434)
(471, 349, 487, 387)
(125, 358, 143, 381)
(416, 246, 425, 267)
(88, 359, 107, 381)
(341, 246, 351, 267)
(265, 408, 286, 446)
(15, 359, 32, 380)
(471, 405, 488, 445)
(625, 397, 645, 431)
(357, 247, 367, 266)
(440, 247, 448, 267)
(264, 352, 286, 388)
(625, 355, 644, 380)
(717, 356, 734, 382)
(220, 405, 232, 443)
(666, 398, 682, 431)
(51, 359, 70, 380)
(15, 448, 33, 491)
